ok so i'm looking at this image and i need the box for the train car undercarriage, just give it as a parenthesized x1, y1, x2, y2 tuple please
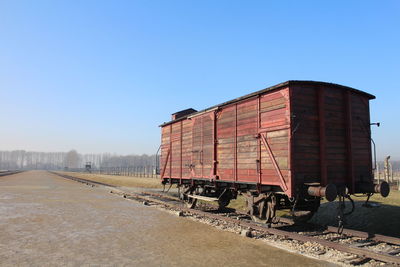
(162, 178, 389, 228)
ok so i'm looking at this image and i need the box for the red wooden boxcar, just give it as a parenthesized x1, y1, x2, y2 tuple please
(160, 81, 389, 223)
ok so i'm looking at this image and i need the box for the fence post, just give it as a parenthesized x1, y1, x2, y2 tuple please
(376, 164, 380, 183)
(390, 163, 393, 183)
(398, 175, 400, 191)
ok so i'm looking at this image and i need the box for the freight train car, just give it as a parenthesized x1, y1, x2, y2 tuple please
(159, 81, 389, 223)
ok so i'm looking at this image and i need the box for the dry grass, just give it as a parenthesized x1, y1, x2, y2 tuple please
(227, 195, 247, 211)
(56, 172, 163, 189)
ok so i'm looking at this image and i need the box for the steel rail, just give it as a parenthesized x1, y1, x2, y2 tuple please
(51, 172, 117, 188)
(326, 226, 400, 246)
(50, 171, 400, 265)
(0, 170, 23, 177)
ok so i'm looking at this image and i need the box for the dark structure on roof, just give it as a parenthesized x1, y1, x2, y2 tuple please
(171, 108, 197, 121)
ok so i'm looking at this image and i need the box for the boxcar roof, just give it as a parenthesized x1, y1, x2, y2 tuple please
(160, 80, 375, 127)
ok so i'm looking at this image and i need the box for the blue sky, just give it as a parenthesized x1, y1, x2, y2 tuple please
(0, 1, 399, 159)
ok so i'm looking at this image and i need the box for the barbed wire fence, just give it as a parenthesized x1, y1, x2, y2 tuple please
(66, 165, 159, 178)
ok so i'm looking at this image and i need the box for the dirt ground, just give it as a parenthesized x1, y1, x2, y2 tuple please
(0, 171, 332, 267)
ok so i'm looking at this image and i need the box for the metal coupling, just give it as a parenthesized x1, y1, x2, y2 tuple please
(307, 184, 337, 202)
(356, 181, 390, 197)
(374, 181, 390, 197)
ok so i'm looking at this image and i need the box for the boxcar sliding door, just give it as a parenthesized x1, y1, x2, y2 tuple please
(191, 112, 214, 179)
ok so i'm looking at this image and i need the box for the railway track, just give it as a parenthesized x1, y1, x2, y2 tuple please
(50, 172, 400, 266)
(0, 170, 23, 177)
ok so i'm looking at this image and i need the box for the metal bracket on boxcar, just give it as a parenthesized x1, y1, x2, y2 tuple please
(155, 145, 161, 175)
(359, 118, 380, 170)
(290, 113, 301, 135)
(337, 195, 346, 234)
(362, 193, 376, 208)
(291, 122, 301, 135)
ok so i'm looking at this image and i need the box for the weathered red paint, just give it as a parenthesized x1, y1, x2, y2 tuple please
(160, 81, 375, 198)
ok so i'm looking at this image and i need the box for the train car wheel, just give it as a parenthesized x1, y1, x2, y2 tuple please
(179, 185, 197, 209)
(217, 190, 232, 210)
(185, 197, 197, 209)
(218, 198, 230, 210)
(245, 192, 276, 224)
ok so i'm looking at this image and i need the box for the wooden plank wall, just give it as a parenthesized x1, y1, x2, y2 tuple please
(291, 85, 320, 184)
(324, 88, 347, 184)
(216, 90, 291, 186)
(259, 89, 291, 187)
(160, 120, 192, 180)
(181, 119, 192, 178)
(160, 124, 171, 178)
(216, 106, 236, 181)
(161, 88, 293, 192)
(160, 83, 372, 195)
(291, 84, 373, 189)
(351, 94, 373, 184)
(202, 114, 214, 178)
(171, 122, 182, 178)
(236, 99, 258, 182)
(191, 113, 214, 178)
(192, 116, 202, 178)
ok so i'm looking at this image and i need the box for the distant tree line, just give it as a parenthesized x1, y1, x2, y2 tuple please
(1, 149, 399, 176)
(0, 150, 158, 171)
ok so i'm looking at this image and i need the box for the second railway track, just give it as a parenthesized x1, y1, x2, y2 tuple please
(0, 170, 23, 177)
(51, 171, 400, 266)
